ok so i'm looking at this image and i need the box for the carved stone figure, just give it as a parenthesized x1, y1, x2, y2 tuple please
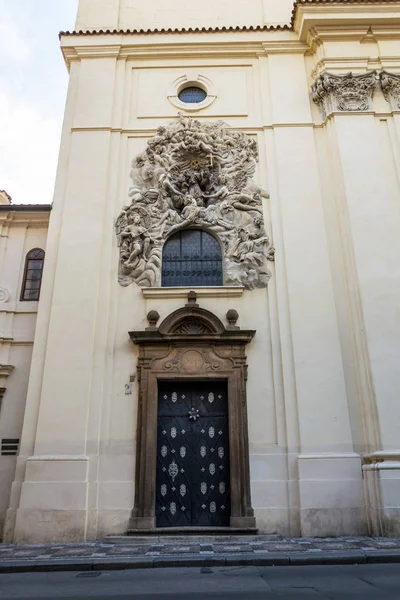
(380, 71, 400, 109)
(116, 116, 274, 290)
(312, 71, 377, 118)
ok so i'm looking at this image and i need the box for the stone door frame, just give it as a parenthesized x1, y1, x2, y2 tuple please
(128, 293, 256, 530)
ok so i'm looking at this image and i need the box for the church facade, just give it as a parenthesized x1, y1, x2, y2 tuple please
(2, 0, 400, 543)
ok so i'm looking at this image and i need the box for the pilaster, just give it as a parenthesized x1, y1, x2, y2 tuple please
(312, 69, 400, 535)
(268, 55, 365, 536)
(11, 56, 119, 543)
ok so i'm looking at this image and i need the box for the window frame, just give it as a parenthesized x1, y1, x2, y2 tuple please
(178, 86, 208, 105)
(20, 248, 45, 302)
(161, 228, 224, 288)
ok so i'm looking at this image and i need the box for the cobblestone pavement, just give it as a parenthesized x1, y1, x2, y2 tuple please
(1, 536, 400, 561)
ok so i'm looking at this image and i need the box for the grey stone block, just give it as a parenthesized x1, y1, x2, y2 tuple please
(225, 553, 290, 566)
(34, 559, 93, 572)
(92, 558, 153, 570)
(153, 556, 206, 568)
(365, 550, 400, 563)
(289, 551, 366, 566)
(0, 560, 37, 573)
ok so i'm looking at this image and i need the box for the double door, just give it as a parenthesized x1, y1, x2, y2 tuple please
(156, 381, 230, 527)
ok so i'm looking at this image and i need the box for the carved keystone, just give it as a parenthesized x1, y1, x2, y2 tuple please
(146, 310, 160, 330)
(186, 291, 199, 307)
(226, 309, 239, 330)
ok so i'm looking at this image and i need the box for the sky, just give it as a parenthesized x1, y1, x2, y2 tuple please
(0, 0, 79, 204)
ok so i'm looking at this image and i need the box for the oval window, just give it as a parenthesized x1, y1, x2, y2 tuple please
(178, 86, 207, 104)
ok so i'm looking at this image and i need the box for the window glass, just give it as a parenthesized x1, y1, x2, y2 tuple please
(21, 249, 45, 301)
(162, 230, 222, 287)
(178, 86, 207, 104)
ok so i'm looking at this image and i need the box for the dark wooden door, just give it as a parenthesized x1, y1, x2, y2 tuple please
(156, 381, 230, 527)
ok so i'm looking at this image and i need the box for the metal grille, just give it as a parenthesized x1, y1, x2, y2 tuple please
(1, 439, 19, 456)
(156, 381, 230, 528)
(178, 86, 207, 104)
(162, 230, 223, 287)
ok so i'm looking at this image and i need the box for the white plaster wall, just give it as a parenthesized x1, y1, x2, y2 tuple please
(75, 0, 295, 30)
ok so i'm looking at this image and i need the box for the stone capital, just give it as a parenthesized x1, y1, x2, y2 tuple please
(312, 71, 377, 118)
(380, 71, 400, 110)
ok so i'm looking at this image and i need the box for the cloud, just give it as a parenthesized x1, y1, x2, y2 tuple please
(0, 1, 32, 64)
(0, 1, 79, 204)
(0, 90, 61, 205)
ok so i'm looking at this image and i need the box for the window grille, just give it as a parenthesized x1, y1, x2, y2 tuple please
(20, 248, 45, 301)
(162, 229, 223, 287)
(1, 439, 19, 456)
(178, 86, 207, 104)
(0, 388, 5, 415)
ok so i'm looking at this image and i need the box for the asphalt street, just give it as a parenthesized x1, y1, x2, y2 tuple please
(0, 564, 399, 599)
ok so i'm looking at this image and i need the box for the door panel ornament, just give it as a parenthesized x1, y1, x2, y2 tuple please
(168, 460, 179, 482)
(156, 381, 230, 527)
(188, 408, 200, 421)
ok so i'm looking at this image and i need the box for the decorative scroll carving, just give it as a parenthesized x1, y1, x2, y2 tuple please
(173, 319, 211, 335)
(380, 71, 400, 109)
(0, 287, 10, 303)
(116, 116, 274, 291)
(312, 71, 377, 118)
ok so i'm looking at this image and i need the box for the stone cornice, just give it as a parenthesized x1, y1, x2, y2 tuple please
(142, 287, 245, 299)
(59, 3, 400, 69)
(0, 208, 50, 229)
(0, 364, 14, 378)
(294, 1, 400, 44)
(61, 37, 307, 68)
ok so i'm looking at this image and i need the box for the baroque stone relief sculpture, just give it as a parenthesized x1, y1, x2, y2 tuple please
(115, 116, 274, 290)
(312, 71, 377, 118)
(380, 71, 400, 110)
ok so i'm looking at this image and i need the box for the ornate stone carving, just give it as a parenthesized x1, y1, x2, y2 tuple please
(226, 309, 239, 330)
(0, 287, 10, 303)
(129, 299, 256, 531)
(380, 71, 400, 109)
(173, 319, 211, 335)
(116, 116, 274, 291)
(312, 71, 377, 118)
(146, 310, 160, 329)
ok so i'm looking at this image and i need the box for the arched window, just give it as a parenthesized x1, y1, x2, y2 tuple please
(20, 249, 45, 301)
(162, 229, 223, 287)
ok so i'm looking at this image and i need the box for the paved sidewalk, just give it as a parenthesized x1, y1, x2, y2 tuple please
(1, 536, 400, 573)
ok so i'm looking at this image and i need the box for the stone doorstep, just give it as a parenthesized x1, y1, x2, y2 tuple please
(107, 529, 280, 544)
(127, 527, 259, 536)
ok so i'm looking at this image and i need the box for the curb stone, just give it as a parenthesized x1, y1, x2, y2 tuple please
(1, 550, 400, 573)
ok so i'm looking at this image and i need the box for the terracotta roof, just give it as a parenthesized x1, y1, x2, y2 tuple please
(59, 0, 400, 38)
(59, 23, 290, 38)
